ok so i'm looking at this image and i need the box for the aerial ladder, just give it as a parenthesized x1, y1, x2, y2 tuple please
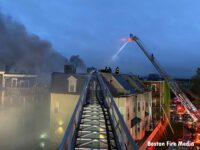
(128, 34, 200, 123)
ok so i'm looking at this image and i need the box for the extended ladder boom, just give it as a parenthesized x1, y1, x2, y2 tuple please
(129, 34, 199, 122)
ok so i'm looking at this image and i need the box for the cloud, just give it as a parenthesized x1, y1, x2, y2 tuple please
(1, 0, 200, 77)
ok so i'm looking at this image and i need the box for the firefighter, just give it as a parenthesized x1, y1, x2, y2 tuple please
(105, 66, 108, 72)
(115, 67, 120, 74)
(108, 67, 112, 73)
(151, 54, 154, 61)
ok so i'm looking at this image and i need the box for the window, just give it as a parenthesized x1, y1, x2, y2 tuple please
(11, 78, 17, 87)
(132, 97, 135, 112)
(138, 102, 140, 112)
(54, 102, 59, 113)
(151, 84, 157, 92)
(69, 83, 75, 92)
(131, 127, 133, 135)
(19, 80, 30, 88)
(69, 80, 76, 92)
(127, 108, 129, 120)
(26, 80, 30, 88)
(143, 102, 145, 111)
(20, 80, 25, 87)
(67, 76, 77, 93)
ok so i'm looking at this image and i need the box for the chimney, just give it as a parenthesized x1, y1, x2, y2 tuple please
(64, 65, 76, 73)
(5, 65, 10, 73)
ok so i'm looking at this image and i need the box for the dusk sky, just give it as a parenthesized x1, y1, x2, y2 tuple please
(0, 0, 200, 77)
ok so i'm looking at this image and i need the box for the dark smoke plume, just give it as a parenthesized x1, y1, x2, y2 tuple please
(0, 12, 85, 74)
(69, 55, 86, 73)
(69, 55, 86, 68)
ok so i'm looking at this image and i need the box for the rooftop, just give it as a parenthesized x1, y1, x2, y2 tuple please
(102, 73, 149, 97)
(51, 72, 88, 94)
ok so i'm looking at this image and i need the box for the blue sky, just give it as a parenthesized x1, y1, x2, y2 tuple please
(0, 0, 200, 77)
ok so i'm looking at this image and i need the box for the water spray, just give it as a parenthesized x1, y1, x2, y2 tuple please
(110, 34, 136, 63)
(111, 41, 129, 61)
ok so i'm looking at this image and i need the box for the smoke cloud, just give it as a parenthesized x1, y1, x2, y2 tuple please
(0, 12, 85, 74)
(69, 55, 86, 73)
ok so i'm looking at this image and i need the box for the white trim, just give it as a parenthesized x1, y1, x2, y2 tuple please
(0, 71, 5, 74)
(4, 74, 37, 78)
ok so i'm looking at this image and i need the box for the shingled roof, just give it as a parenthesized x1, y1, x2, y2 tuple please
(51, 72, 87, 95)
(102, 73, 148, 97)
(122, 74, 146, 93)
(113, 74, 136, 94)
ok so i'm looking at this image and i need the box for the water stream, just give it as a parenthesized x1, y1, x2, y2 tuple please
(111, 41, 129, 62)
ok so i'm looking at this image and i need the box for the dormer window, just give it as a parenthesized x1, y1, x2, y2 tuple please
(67, 76, 77, 93)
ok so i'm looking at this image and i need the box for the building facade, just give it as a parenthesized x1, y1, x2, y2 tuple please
(50, 72, 87, 143)
(101, 73, 153, 141)
(50, 71, 155, 143)
(0, 67, 50, 149)
(0, 69, 38, 107)
(144, 80, 170, 120)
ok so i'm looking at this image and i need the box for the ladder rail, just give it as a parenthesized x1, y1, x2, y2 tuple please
(60, 71, 138, 150)
(97, 72, 138, 150)
(59, 72, 94, 150)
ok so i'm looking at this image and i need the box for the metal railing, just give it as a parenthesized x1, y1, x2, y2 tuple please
(97, 72, 138, 150)
(59, 73, 93, 150)
(59, 71, 138, 150)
